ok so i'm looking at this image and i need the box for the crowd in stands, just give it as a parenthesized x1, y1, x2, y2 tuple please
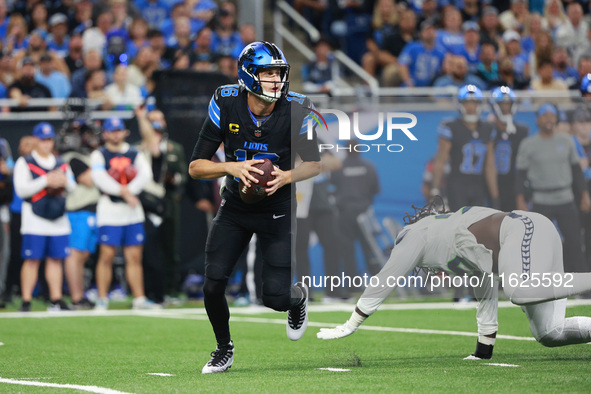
(296, 0, 591, 92)
(0, 0, 254, 109)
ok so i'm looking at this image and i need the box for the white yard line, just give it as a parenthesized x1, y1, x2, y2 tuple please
(0, 377, 133, 394)
(146, 373, 176, 377)
(317, 368, 351, 372)
(0, 299, 589, 319)
(483, 363, 520, 367)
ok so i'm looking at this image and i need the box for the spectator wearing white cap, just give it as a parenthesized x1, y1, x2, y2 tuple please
(503, 29, 530, 81)
(46, 13, 70, 59)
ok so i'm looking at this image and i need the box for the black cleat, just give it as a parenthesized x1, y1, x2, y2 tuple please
(71, 298, 95, 310)
(287, 282, 309, 341)
(47, 300, 72, 312)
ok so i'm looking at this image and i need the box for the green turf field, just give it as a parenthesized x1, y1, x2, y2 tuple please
(0, 302, 590, 393)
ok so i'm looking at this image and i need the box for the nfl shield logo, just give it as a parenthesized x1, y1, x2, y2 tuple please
(254, 129, 262, 138)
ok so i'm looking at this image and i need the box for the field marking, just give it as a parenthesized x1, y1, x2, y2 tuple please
(483, 363, 520, 367)
(0, 299, 590, 319)
(140, 313, 538, 342)
(146, 373, 176, 377)
(0, 377, 133, 394)
(317, 368, 351, 372)
(0, 342, 3, 346)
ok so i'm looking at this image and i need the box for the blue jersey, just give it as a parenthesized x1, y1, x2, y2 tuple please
(135, 0, 170, 27)
(211, 31, 244, 59)
(46, 36, 70, 58)
(398, 42, 445, 87)
(553, 66, 579, 88)
(511, 53, 529, 79)
(435, 30, 465, 54)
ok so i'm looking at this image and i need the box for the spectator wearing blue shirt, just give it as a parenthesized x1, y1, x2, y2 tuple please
(433, 55, 487, 90)
(457, 21, 480, 74)
(35, 54, 71, 98)
(211, 2, 243, 59)
(191, 0, 218, 25)
(46, 13, 70, 59)
(503, 29, 530, 81)
(398, 19, 446, 87)
(135, 0, 170, 29)
(552, 46, 579, 88)
(165, 16, 193, 51)
(435, 7, 465, 54)
(4, 14, 29, 54)
(0, 0, 10, 39)
(161, 2, 204, 41)
(302, 37, 338, 94)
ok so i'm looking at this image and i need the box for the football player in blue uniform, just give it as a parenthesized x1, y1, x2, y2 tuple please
(189, 41, 321, 373)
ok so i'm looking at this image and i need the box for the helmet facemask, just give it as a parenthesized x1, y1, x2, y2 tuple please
(459, 99, 482, 123)
(240, 63, 290, 103)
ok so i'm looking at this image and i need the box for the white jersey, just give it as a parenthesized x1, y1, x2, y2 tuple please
(14, 150, 76, 236)
(410, 206, 501, 275)
(90, 143, 152, 227)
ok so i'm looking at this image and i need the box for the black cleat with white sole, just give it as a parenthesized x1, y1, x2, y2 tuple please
(287, 282, 309, 341)
(202, 341, 234, 374)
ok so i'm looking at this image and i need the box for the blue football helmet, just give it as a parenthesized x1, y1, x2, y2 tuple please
(490, 86, 517, 133)
(581, 73, 591, 95)
(237, 41, 290, 102)
(457, 84, 483, 122)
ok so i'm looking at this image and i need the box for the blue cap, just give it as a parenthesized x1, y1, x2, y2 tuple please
(32, 122, 55, 139)
(537, 103, 558, 117)
(103, 117, 125, 132)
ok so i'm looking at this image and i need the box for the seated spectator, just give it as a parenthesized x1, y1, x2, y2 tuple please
(0, 0, 10, 39)
(577, 55, 591, 87)
(69, 0, 93, 34)
(161, 2, 203, 40)
(192, 52, 214, 72)
(361, 0, 398, 78)
(126, 18, 150, 61)
(494, 56, 530, 89)
(476, 42, 499, 88)
(28, 2, 49, 35)
(166, 16, 192, 52)
(302, 38, 337, 94)
(82, 11, 113, 54)
(70, 69, 113, 110)
(531, 57, 569, 103)
(499, 0, 529, 32)
(521, 12, 544, 55)
(147, 29, 174, 69)
(457, 21, 480, 74)
(543, 0, 567, 34)
(104, 64, 142, 110)
(552, 46, 579, 88)
(15, 29, 47, 66)
(433, 55, 486, 89)
(529, 29, 553, 81)
(35, 53, 71, 98)
(479, 6, 502, 50)
(190, 0, 218, 25)
(435, 7, 464, 54)
(171, 50, 190, 70)
(398, 19, 445, 87)
(127, 46, 158, 93)
(70, 49, 105, 98)
(4, 14, 29, 54)
(240, 24, 256, 45)
(136, 0, 170, 29)
(64, 35, 84, 76)
(415, 0, 440, 28)
(46, 13, 70, 59)
(217, 54, 237, 79)
(502, 29, 529, 81)
(211, 2, 243, 59)
(8, 57, 53, 112)
(110, 0, 134, 31)
(381, 8, 417, 62)
(192, 27, 214, 63)
(555, 3, 588, 56)
(460, 0, 480, 22)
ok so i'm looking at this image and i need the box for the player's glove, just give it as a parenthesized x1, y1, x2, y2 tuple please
(463, 341, 494, 360)
(317, 321, 358, 340)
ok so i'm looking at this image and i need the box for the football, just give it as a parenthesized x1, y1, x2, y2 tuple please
(238, 159, 276, 204)
(108, 165, 137, 185)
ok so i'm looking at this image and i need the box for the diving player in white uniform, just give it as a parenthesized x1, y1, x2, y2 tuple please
(317, 200, 591, 359)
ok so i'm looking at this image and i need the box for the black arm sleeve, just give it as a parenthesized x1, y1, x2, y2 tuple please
(515, 169, 527, 195)
(69, 157, 89, 180)
(190, 116, 223, 162)
(571, 164, 587, 198)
